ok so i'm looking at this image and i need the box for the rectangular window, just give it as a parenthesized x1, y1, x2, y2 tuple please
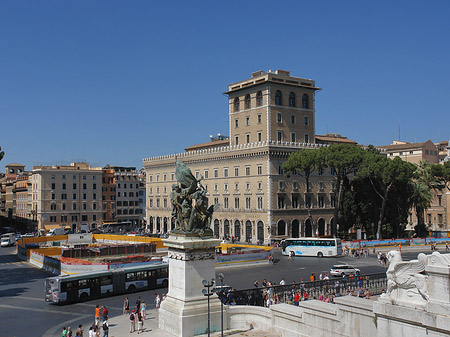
(62, 183, 66, 190)
(257, 182, 262, 190)
(257, 132, 262, 142)
(277, 131, 283, 142)
(93, 203, 97, 210)
(234, 167, 239, 177)
(245, 197, 251, 209)
(277, 113, 282, 123)
(291, 133, 296, 142)
(83, 193, 87, 200)
(83, 203, 87, 210)
(61, 215, 67, 222)
(235, 136, 239, 145)
(51, 193, 55, 200)
(52, 183, 56, 189)
(304, 133, 309, 143)
(278, 196, 285, 209)
(235, 183, 239, 191)
(82, 215, 88, 222)
(72, 203, 77, 211)
(257, 165, 262, 175)
(50, 216, 57, 223)
(245, 166, 250, 176)
(93, 193, 97, 199)
(83, 183, 87, 189)
(246, 116, 250, 126)
(234, 197, 240, 209)
(204, 170, 209, 179)
(214, 184, 218, 191)
(214, 169, 218, 178)
(224, 168, 228, 177)
(224, 183, 228, 191)
(257, 114, 262, 124)
(73, 183, 77, 189)
(72, 215, 77, 222)
(318, 196, 324, 208)
(93, 183, 96, 190)
(292, 195, 298, 208)
(291, 115, 296, 124)
(278, 166, 283, 175)
(224, 197, 229, 209)
(163, 174, 167, 181)
(235, 119, 239, 128)
(61, 194, 67, 200)
(246, 134, 250, 143)
(257, 197, 263, 209)
(304, 116, 309, 126)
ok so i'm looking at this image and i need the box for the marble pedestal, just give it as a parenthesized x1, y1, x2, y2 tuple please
(159, 235, 223, 337)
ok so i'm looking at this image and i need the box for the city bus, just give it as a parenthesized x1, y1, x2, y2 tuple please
(281, 238, 342, 257)
(45, 263, 168, 304)
(101, 221, 133, 234)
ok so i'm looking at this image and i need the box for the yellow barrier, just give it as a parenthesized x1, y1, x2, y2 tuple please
(219, 243, 272, 251)
(31, 247, 62, 256)
(21, 235, 68, 245)
(93, 234, 165, 250)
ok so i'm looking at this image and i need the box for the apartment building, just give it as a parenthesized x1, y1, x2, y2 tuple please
(112, 166, 144, 226)
(31, 162, 103, 232)
(102, 167, 116, 223)
(143, 70, 339, 244)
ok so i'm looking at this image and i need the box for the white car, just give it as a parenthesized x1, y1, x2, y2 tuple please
(330, 265, 360, 277)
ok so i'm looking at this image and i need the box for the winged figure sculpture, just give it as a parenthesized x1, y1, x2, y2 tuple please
(385, 250, 429, 301)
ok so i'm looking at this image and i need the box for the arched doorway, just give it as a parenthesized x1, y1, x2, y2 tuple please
(224, 219, 230, 237)
(257, 221, 264, 243)
(156, 217, 161, 233)
(305, 218, 312, 237)
(245, 220, 252, 243)
(163, 217, 168, 233)
(277, 220, 286, 236)
(318, 218, 325, 236)
(234, 220, 241, 241)
(292, 219, 300, 238)
(214, 219, 220, 238)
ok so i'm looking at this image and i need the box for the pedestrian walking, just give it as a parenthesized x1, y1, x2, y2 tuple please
(61, 327, 67, 337)
(136, 296, 141, 312)
(88, 326, 95, 337)
(102, 318, 109, 337)
(101, 306, 108, 322)
(94, 305, 101, 328)
(137, 312, 143, 334)
(67, 327, 73, 337)
(76, 324, 84, 337)
(155, 293, 161, 310)
(140, 300, 146, 320)
(123, 297, 130, 315)
(129, 310, 136, 333)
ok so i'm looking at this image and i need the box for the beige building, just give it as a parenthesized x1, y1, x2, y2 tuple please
(378, 140, 439, 164)
(31, 162, 103, 232)
(380, 140, 449, 236)
(143, 70, 338, 244)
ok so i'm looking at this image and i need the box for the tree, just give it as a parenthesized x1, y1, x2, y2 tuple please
(358, 151, 415, 239)
(431, 161, 450, 191)
(320, 144, 365, 237)
(282, 149, 323, 209)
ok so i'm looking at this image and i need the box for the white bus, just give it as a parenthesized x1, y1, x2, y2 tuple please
(281, 238, 342, 257)
(45, 263, 168, 304)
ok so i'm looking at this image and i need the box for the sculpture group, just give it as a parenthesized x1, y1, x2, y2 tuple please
(170, 161, 218, 237)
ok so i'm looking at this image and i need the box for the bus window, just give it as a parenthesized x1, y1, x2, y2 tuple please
(100, 276, 112, 286)
(137, 271, 147, 280)
(157, 268, 168, 278)
(330, 240, 335, 246)
(79, 279, 88, 288)
(126, 272, 136, 281)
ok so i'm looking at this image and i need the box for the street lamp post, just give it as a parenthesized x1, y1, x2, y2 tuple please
(202, 279, 215, 337)
(217, 273, 225, 337)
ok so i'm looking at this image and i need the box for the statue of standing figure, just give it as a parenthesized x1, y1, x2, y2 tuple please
(170, 161, 218, 236)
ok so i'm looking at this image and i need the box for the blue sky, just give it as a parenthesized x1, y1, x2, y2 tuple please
(1, 1, 449, 170)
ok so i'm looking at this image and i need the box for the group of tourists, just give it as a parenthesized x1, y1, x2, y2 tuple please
(60, 325, 84, 337)
(124, 293, 165, 334)
(343, 247, 370, 259)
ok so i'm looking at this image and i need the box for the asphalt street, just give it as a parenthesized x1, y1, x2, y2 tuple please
(0, 245, 430, 337)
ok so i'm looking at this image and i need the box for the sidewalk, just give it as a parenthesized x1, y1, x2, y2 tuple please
(106, 309, 280, 337)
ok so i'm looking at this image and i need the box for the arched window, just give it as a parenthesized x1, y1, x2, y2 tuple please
(245, 94, 251, 109)
(256, 91, 263, 106)
(302, 94, 309, 109)
(234, 97, 240, 112)
(275, 90, 282, 106)
(289, 92, 296, 107)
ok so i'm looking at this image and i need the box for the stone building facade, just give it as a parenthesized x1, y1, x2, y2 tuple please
(143, 70, 338, 244)
(31, 162, 103, 232)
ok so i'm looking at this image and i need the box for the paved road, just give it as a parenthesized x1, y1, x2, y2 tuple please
(0, 245, 431, 337)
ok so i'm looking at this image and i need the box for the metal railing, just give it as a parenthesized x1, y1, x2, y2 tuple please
(220, 273, 387, 307)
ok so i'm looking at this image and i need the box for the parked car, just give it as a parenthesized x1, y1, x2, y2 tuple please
(330, 265, 360, 277)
